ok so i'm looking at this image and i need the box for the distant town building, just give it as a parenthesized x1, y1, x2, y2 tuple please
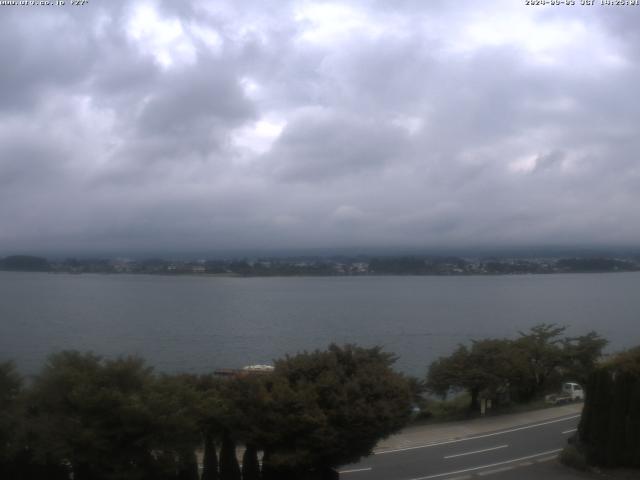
(214, 364, 274, 378)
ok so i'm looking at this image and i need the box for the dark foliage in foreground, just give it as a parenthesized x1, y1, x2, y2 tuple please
(0, 345, 411, 480)
(578, 346, 640, 468)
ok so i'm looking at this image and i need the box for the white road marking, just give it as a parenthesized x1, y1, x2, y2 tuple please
(375, 415, 580, 455)
(562, 428, 577, 434)
(444, 444, 508, 459)
(477, 465, 514, 476)
(407, 448, 562, 480)
(535, 455, 558, 463)
(445, 476, 472, 480)
(339, 467, 372, 474)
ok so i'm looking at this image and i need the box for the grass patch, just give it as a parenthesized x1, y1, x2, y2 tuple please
(483, 398, 549, 416)
(410, 395, 575, 425)
(412, 393, 472, 424)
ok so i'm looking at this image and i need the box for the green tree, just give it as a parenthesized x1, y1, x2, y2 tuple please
(201, 432, 219, 480)
(425, 344, 469, 398)
(426, 325, 608, 410)
(0, 361, 22, 460)
(146, 374, 202, 478)
(260, 344, 411, 476)
(25, 351, 111, 480)
(190, 374, 227, 480)
(561, 331, 608, 384)
(241, 444, 260, 480)
(0, 361, 28, 479)
(176, 450, 199, 480)
(25, 351, 201, 480)
(219, 431, 241, 480)
(426, 339, 523, 412)
(513, 324, 567, 400)
(213, 375, 267, 479)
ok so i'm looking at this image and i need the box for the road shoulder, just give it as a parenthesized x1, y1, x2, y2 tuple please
(375, 404, 583, 453)
(485, 458, 640, 480)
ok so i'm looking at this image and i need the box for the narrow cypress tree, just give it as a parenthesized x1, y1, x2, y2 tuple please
(219, 431, 241, 480)
(201, 432, 219, 480)
(177, 450, 199, 480)
(260, 450, 277, 480)
(604, 371, 630, 465)
(578, 347, 640, 468)
(241, 444, 260, 480)
(73, 461, 93, 480)
(629, 375, 640, 467)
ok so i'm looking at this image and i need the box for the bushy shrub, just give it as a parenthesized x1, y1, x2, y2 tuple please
(560, 445, 587, 471)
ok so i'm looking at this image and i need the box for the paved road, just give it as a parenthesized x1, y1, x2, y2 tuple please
(340, 413, 581, 480)
(468, 458, 595, 480)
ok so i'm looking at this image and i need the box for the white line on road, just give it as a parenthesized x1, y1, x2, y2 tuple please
(477, 465, 514, 476)
(444, 444, 508, 459)
(375, 415, 579, 455)
(407, 448, 562, 480)
(536, 455, 559, 463)
(562, 428, 577, 434)
(339, 467, 372, 474)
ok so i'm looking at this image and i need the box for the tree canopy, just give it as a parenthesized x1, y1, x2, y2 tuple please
(0, 344, 411, 479)
(1, 330, 610, 478)
(426, 324, 607, 412)
(261, 344, 411, 473)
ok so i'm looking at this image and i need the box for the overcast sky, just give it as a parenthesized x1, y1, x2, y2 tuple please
(2, 0, 639, 255)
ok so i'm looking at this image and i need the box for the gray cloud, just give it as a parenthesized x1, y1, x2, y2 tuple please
(1, 0, 640, 254)
(266, 109, 410, 182)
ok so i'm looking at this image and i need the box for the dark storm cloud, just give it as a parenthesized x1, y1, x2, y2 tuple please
(137, 59, 254, 136)
(265, 110, 410, 182)
(1, 0, 640, 254)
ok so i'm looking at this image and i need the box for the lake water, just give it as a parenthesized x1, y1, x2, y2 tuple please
(1, 271, 639, 377)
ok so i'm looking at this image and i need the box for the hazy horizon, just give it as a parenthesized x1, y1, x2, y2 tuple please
(3, 244, 640, 262)
(3, 1, 640, 253)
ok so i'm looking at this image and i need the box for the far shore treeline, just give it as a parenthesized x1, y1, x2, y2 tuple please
(1, 253, 640, 276)
(0, 324, 615, 480)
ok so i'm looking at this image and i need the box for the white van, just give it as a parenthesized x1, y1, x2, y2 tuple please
(561, 382, 584, 401)
(545, 382, 584, 405)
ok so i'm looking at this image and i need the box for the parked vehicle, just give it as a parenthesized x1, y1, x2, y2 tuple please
(545, 382, 584, 405)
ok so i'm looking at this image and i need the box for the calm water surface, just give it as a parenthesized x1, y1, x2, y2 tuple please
(1, 272, 639, 376)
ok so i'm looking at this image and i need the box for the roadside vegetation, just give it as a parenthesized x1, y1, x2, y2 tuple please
(0, 324, 617, 479)
(423, 324, 607, 417)
(411, 395, 558, 425)
(0, 345, 411, 480)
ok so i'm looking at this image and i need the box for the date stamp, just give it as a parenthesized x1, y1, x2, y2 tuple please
(525, 0, 639, 5)
(0, 1, 89, 6)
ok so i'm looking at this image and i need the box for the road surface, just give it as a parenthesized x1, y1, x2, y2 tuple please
(340, 412, 580, 480)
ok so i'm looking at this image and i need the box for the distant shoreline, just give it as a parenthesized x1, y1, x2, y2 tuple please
(2, 269, 639, 279)
(2, 254, 639, 277)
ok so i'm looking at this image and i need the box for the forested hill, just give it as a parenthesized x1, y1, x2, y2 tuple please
(0, 255, 50, 272)
(1, 254, 639, 276)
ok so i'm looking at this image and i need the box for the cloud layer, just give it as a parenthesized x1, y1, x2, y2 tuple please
(1, 0, 639, 254)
